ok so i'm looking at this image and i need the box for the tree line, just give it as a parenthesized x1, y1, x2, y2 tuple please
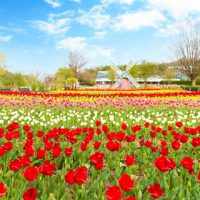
(0, 50, 199, 91)
(1, 22, 200, 90)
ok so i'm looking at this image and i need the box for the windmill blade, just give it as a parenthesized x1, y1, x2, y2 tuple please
(126, 61, 133, 71)
(112, 77, 123, 88)
(126, 73, 140, 88)
(126, 61, 139, 71)
(110, 62, 122, 73)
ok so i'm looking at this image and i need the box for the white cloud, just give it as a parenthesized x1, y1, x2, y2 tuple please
(44, 0, 61, 8)
(148, 0, 200, 20)
(57, 37, 87, 50)
(0, 34, 12, 42)
(0, 26, 24, 33)
(101, 0, 135, 5)
(86, 46, 114, 60)
(114, 9, 166, 31)
(56, 36, 114, 60)
(70, 0, 81, 3)
(31, 13, 71, 35)
(93, 31, 107, 39)
(156, 19, 200, 37)
(23, 49, 47, 55)
(77, 6, 111, 29)
(156, 23, 180, 37)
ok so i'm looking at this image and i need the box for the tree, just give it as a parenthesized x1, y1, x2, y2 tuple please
(107, 68, 117, 85)
(96, 65, 111, 72)
(129, 61, 157, 86)
(170, 23, 200, 86)
(55, 68, 74, 90)
(66, 78, 78, 89)
(156, 63, 176, 82)
(25, 73, 43, 92)
(14, 73, 28, 87)
(118, 64, 127, 71)
(0, 52, 6, 68)
(68, 51, 88, 78)
(78, 69, 96, 86)
(44, 75, 55, 90)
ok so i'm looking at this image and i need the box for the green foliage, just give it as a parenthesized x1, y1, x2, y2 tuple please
(181, 85, 200, 91)
(160, 80, 200, 85)
(129, 61, 157, 84)
(66, 78, 78, 89)
(0, 51, 6, 68)
(24, 74, 43, 92)
(155, 63, 176, 79)
(55, 68, 74, 89)
(13, 73, 28, 87)
(78, 69, 96, 86)
(107, 68, 117, 84)
(0, 71, 27, 89)
(118, 64, 127, 71)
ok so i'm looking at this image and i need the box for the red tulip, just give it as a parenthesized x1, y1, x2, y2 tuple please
(160, 147, 169, 156)
(23, 166, 38, 181)
(75, 166, 87, 185)
(192, 137, 200, 147)
(106, 185, 122, 200)
(65, 166, 87, 185)
(125, 155, 135, 166)
(19, 156, 31, 167)
(176, 121, 183, 128)
(23, 188, 38, 200)
(116, 132, 126, 141)
(150, 131, 156, 138)
(38, 160, 56, 176)
(154, 156, 176, 172)
(121, 123, 128, 130)
(0, 182, 7, 197)
(118, 174, 134, 192)
(93, 141, 101, 149)
(0, 128, 4, 138)
(9, 159, 21, 172)
(0, 146, 5, 156)
(23, 125, 31, 132)
(160, 140, 167, 147)
(36, 149, 46, 159)
(180, 135, 188, 143)
(65, 169, 76, 185)
(180, 157, 194, 170)
(64, 147, 73, 156)
(106, 141, 121, 151)
(171, 140, 181, 150)
(52, 143, 61, 158)
(147, 183, 164, 199)
(95, 120, 101, 126)
(90, 152, 105, 170)
(3, 142, 13, 151)
(123, 196, 137, 200)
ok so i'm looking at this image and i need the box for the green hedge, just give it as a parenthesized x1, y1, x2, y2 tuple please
(181, 85, 200, 91)
(79, 81, 96, 86)
(160, 80, 200, 85)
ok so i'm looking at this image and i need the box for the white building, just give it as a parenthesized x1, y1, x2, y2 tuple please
(96, 71, 111, 84)
(96, 71, 165, 85)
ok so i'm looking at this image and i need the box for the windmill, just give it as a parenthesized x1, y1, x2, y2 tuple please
(111, 61, 140, 89)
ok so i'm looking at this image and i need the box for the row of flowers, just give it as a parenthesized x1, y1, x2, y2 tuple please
(0, 90, 200, 98)
(0, 120, 199, 199)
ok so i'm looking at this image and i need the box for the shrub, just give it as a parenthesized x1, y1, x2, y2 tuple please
(181, 85, 200, 91)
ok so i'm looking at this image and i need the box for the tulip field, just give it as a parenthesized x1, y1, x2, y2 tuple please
(0, 90, 199, 200)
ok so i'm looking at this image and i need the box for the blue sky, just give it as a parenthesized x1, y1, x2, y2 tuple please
(1, 0, 200, 76)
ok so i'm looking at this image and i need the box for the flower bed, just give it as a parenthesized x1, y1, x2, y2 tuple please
(0, 90, 199, 199)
